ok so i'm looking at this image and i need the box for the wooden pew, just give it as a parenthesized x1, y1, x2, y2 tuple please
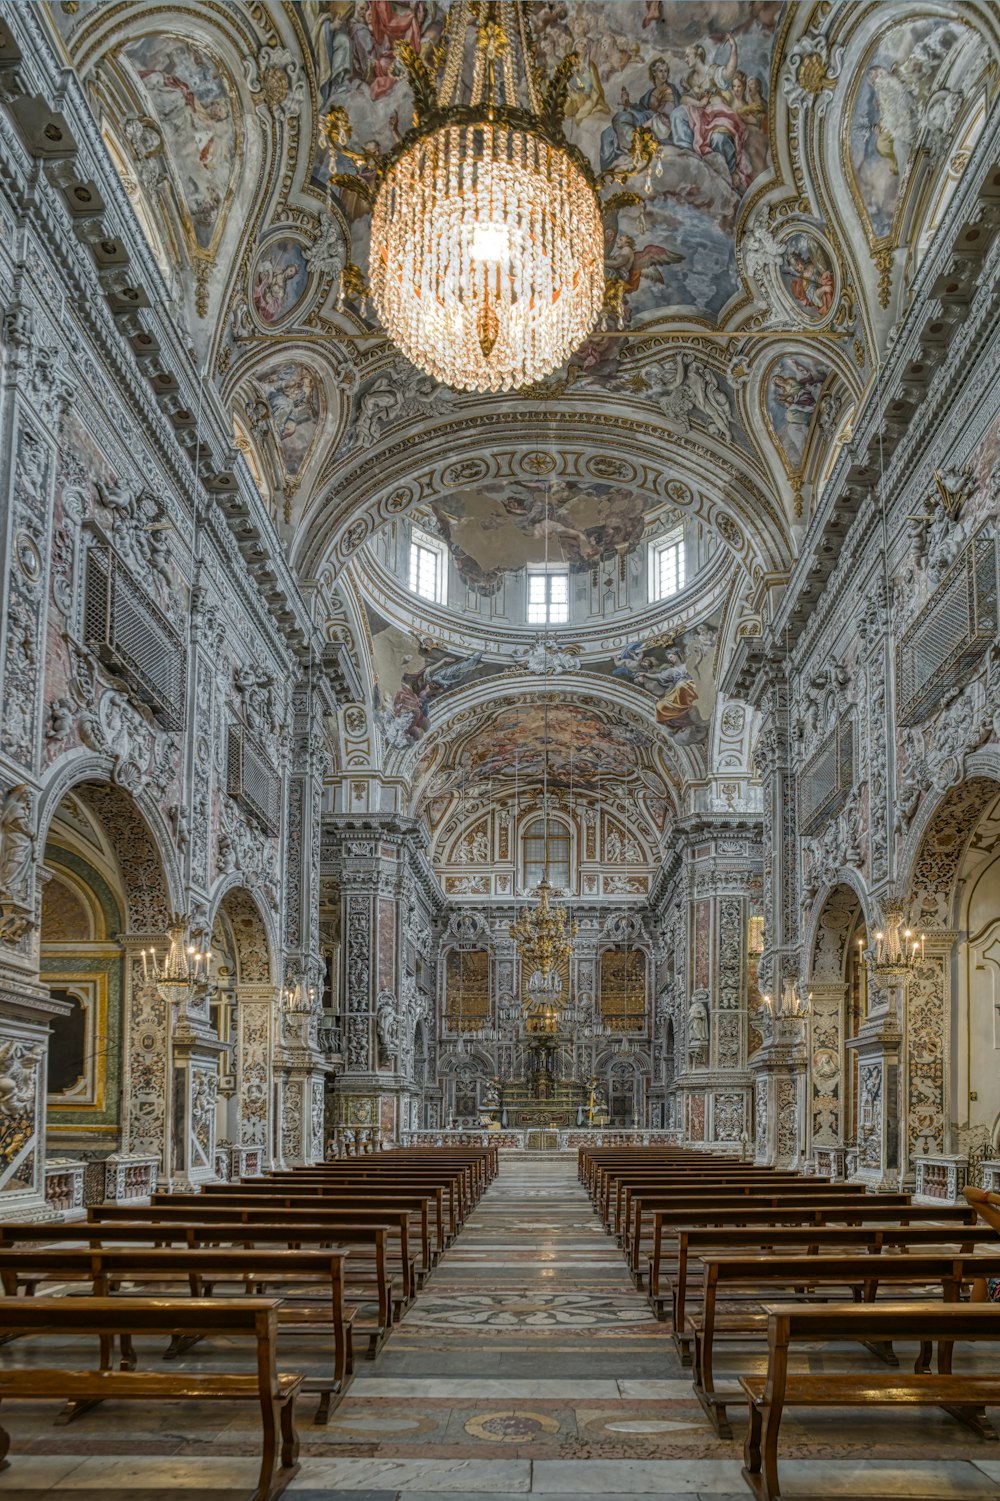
(86, 1206, 409, 1334)
(626, 1191, 912, 1283)
(650, 1220, 1000, 1328)
(0, 1296, 301, 1501)
(604, 1169, 807, 1232)
(0, 1221, 393, 1356)
(156, 1190, 435, 1286)
(646, 1201, 981, 1350)
(690, 1250, 1000, 1436)
(741, 1303, 1000, 1501)
(217, 1178, 451, 1261)
(601, 1171, 806, 1240)
(578, 1145, 702, 1193)
(618, 1177, 887, 1246)
(265, 1172, 459, 1247)
(0, 1246, 353, 1421)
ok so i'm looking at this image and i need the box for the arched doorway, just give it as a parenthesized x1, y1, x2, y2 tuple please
(40, 798, 125, 1154)
(905, 774, 1000, 1185)
(37, 776, 178, 1191)
(211, 884, 276, 1177)
(806, 882, 868, 1175)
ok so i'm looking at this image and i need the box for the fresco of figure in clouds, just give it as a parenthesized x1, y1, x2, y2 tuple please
(441, 703, 647, 794)
(122, 35, 236, 251)
(606, 618, 719, 747)
(255, 363, 322, 479)
(779, 232, 836, 322)
(850, 20, 987, 241)
(250, 239, 310, 326)
(370, 615, 496, 748)
(766, 356, 829, 474)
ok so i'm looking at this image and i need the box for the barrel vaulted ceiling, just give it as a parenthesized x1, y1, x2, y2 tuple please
(44, 1, 1000, 836)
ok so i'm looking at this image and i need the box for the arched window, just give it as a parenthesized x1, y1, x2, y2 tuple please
(522, 816, 571, 893)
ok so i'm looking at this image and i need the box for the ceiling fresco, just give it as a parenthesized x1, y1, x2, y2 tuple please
(846, 18, 989, 246)
(309, 1, 783, 326)
(426, 480, 658, 595)
(117, 33, 240, 258)
(366, 606, 504, 748)
(45, 0, 1000, 840)
(591, 613, 721, 748)
(418, 701, 654, 795)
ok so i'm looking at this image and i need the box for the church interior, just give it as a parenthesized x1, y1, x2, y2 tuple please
(1, 0, 1000, 1496)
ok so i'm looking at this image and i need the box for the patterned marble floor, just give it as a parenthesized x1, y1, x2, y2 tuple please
(2, 1154, 999, 1499)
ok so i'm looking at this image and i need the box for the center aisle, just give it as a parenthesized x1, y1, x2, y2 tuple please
(311, 1151, 743, 1498)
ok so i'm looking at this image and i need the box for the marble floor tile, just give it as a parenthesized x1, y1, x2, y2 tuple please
(616, 1380, 701, 1399)
(0, 1454, 89, 1488)
(970, 1460, 1000, 1480)
(775, 1460, 1000, 1496)
(531, 1459, 744, 1492)
(351, 1378, 623, 1398)
(26, 1457, 273, 1488)
(288, 1458, 532, 1490)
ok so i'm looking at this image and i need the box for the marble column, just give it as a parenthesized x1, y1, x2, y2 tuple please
(675, 813, 761, 1151)
(328, 814, 432, 1145)
(807, 980, 848, 1174)
(749, 1010, 809, 1170)
(846, 973, 904, 1191)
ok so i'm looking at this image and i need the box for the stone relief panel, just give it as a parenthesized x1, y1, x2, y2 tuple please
(907, 951, 947, 1160)
(3, 424, 54, 768)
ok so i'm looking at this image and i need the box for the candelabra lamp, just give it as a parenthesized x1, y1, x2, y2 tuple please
(141, 917, 230, 1192)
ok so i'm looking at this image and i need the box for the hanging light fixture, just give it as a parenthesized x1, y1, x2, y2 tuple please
(322, 1, 655, 393)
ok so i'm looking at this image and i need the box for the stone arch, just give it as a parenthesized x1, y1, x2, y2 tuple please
(37, 754, 181, 931)
(210, 880, 275, 986)
(902, 769, 1000, 930)
(40, 837, 126, 1149)
(209, 883, 277, 1173)
(806, 880, 870, 984)
(803, 880, 869, 1161)
(901, 768, 1000, 1176)
(663, 1018, 677, 1088)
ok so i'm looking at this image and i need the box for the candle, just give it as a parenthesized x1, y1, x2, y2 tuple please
(141, 949, 148, 981)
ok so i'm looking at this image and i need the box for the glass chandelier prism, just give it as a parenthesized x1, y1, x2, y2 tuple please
(323, 0, 643, 393)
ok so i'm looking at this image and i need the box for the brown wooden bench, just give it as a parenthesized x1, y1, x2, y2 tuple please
(277, 1160, 479, 1219)
(217, 1177, 453, 1260)
(93, 1201, 416, 1310)
(645, 1201, 980, 1334)
(157, 1190, 434, 1287)
(651, 1221, 1000, 1331)
(626, 1191, 912, 1282)
(0, 1295, 301, 1500)
(603, 1171, 808, 1240)
(741, 1303, 1000, 1501)
(0, 1246, 354, 1421)
(605, 1169, 808, 1233)
(691, 1250, 1000, 1436)
(264, 1172, 458, 1247)
(0, 1221, 393, 1353)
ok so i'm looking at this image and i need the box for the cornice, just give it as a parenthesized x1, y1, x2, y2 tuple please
(724, 104, 1000, 700)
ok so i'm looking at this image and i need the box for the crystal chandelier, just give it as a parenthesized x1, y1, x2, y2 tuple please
(323, 1, 651, 393)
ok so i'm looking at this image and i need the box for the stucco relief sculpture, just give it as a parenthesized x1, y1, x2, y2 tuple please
(0, 786, 36, 945)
